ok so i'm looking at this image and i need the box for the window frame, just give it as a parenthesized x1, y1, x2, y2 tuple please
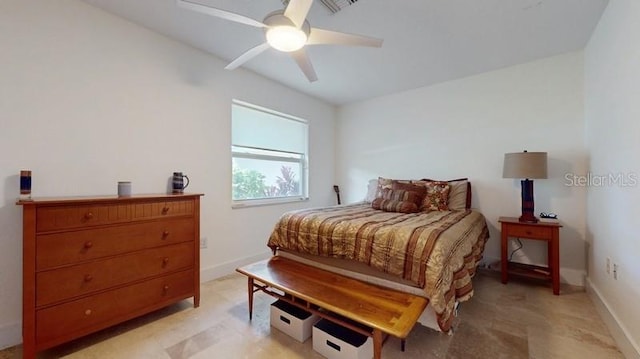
(231, 100, 309, 208)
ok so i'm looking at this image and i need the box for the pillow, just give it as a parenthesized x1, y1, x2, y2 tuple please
(374, 177, 411, 198)
(364, 179, 378, 203)
(375, 177, 394, 198)
(392, 181, 427, 199)
(422, 181, 451, 211)
(421, 178, 470, 210)
(371, 197, 419, 214)
(380, 188, 423, 204)
(446, 179, 469, 210)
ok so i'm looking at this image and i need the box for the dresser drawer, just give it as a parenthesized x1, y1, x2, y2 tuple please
(505, 224, 552, 239)
(36, 204, 131, 232)
(36, 242, 194, 306)
(132, 199, 194, 220)
(36, 269, 194, 348)
(36, 218, 195, 270)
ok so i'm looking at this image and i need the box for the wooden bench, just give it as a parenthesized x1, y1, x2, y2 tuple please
(236, 257, 428, 359)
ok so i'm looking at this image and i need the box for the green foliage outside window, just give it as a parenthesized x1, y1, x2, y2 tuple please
(232, 168, 266, 200)
(233, 165, 300, 200)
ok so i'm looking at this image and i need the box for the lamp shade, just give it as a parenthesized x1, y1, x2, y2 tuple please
(502, 152, 548, 179)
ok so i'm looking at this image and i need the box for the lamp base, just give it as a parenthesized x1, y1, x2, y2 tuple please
(518, 213, 539, 223)
(519, 179, 538, 223)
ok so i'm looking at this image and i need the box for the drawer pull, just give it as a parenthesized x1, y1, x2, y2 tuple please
(162, 207, 170, 214)
(84, 274, 93, 282)
(85, 309, 92, 316)
(163, 285, 170, 292)
(84, 212, 94, 220)
(163, 257, 170, 266)
(526, 230, 532, 235)
(84, 241, 93, 249)
(162, 230, 170, 238)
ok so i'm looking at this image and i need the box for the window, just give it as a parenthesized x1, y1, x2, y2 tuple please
(231, 100, 308, 206)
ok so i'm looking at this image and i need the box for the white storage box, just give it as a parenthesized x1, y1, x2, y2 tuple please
(312, 319, 373, 359)
(270, 300, 319, 342)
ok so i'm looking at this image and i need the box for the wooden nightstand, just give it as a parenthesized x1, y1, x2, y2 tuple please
(499, 216, 562, 295)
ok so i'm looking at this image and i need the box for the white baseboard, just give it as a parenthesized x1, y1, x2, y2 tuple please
(560, 267, 586, 287)
(586, 277, 640, 359)
(200, 251, 272, 283)
(480, 255, 585, 286)
(0, 321, 21, 351)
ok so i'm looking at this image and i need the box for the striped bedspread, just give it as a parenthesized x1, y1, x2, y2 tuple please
(267, 203, 489, 331)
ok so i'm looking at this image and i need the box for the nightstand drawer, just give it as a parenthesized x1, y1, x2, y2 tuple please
(506, 224, 552, 239)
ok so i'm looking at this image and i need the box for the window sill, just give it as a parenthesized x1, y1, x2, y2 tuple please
(232, 197, 309, 209)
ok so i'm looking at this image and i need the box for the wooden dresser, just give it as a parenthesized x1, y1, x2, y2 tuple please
(18, 193, 203, 358)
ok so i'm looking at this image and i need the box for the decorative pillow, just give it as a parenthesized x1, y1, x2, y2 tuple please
(380, 188, 423, 204)
(374, 177, 411, 198)
(421, 178, 469, 210)
(371, 197, 419, 214)
(375, 177, 394, 198)
(422, 181, 451, 211)
(392, 181, 427, 200)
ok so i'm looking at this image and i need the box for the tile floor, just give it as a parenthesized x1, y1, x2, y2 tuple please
(0, 270, 623, 358)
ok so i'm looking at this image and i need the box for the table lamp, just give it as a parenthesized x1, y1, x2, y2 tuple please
(503, 151, 548, 223)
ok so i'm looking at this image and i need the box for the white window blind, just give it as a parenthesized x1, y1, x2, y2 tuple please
(232, 102, 307, 154)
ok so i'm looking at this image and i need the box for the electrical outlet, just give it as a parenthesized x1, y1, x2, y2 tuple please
(613, 264, 618, 280)
(200, 237, 208, 249)
(606, 257, 611, 275)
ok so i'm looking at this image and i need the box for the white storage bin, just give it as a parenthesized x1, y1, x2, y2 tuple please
(312, 319, 373, 359)
(270, 300, 319, 342)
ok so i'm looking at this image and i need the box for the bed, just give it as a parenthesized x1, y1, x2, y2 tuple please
(266, 178, 489, 333)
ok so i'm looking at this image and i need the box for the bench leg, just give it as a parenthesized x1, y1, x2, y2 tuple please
(401, 339, 406, 352)
(373, 329, 382, 359)
(248, 277, 254, 321)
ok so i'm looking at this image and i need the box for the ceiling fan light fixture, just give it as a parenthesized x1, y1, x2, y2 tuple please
(266, 26, 307, 52)
(177, 0, 382, 82)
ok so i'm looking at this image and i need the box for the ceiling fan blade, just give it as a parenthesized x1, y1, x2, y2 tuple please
(283, 0, 313, 28)
(176, 0, 266, 28)
(307, 27, 383, 47)
(225, 43, 271, 70)
(291, 48, 318, 82)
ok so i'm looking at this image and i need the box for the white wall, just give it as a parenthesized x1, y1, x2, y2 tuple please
(0, 0, 335, 349)
(336, 52, 587, 286)
(584, 0, 640, 357)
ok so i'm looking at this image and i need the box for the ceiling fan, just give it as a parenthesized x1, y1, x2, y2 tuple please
(176, 0, 383, 82)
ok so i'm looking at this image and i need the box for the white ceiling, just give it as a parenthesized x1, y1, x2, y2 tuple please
(82, 0, 608, 105)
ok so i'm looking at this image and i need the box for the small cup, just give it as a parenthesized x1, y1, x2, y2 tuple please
(20, 170, 32, 200)
(117, 181, 132, 197)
